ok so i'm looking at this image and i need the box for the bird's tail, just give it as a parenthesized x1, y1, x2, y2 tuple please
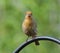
(35, 40, 40, 45)
(32, 35, 40, 45)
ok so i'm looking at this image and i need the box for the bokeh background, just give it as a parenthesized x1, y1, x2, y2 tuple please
(0, 0, 60, 53)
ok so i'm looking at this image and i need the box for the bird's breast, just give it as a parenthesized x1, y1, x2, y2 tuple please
(23, 18, 33, 29)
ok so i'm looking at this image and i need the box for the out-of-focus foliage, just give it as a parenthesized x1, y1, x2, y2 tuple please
(0, 0, 60, 53)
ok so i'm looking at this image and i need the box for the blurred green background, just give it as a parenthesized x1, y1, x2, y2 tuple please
(0, 0, 60, 53)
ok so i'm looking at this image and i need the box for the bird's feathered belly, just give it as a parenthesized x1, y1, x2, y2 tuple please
(22, 19, 36, 36)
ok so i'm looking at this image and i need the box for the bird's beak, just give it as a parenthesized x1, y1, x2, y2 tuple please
(28, 14, 31, 17)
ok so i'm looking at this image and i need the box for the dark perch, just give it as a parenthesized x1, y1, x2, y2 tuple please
(13, 36, 60, 53)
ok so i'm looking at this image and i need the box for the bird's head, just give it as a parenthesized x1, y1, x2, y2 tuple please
(25, 11, 32, 18)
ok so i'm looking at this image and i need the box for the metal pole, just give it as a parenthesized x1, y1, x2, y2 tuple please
(13, 36, 60, 53)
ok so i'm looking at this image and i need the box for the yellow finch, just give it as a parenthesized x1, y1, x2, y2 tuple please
(22, 11, 39, 45)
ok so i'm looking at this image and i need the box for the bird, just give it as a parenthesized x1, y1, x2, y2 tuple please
(22, 11, 39, 45)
